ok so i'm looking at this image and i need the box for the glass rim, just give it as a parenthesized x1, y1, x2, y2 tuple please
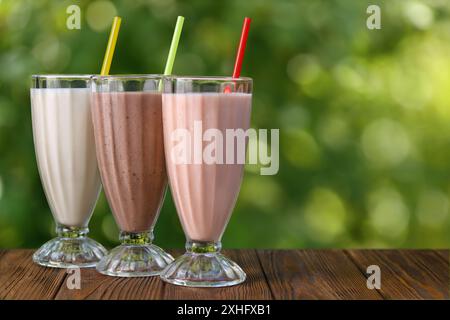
(92, 74, 164, 81)
(164, 75, 252, 82)
(31, 74, 93, 80)
(31, 75, 253, 82)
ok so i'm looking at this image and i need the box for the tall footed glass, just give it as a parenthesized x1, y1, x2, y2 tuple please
(160, 76, 252, 287)
(31, 75, 107, 268)
(91, 75, 173, 277)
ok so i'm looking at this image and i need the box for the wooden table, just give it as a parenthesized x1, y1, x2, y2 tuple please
(0, 249, 448, 300)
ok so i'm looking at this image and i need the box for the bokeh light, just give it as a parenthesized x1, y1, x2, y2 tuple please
(368, 187, 410, 242)
(317, 115, 350, 150)
(32, 37, 71, 71)
(283, 129, 321, 169)
(0, 0, 449, 249)
(303, 188, 348, 244)
(361, 119, 412, 167)
(416, 188, 449, 228)
(403, 1, 434, 29)
(240, 175, 283, 211)
(86, 1, 118, 32)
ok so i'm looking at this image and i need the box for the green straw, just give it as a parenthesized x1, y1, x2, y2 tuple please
(159, 16, 184, 91)
(163, 16, 185, 75)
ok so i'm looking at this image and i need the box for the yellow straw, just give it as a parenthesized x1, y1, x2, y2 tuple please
(101, 16, 122, 75)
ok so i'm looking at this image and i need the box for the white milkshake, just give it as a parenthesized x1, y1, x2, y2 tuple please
(31, 88, 100, 227)
(31, 75, 107, 268)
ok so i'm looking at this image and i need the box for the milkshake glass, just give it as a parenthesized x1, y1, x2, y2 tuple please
(160, 76, 252, 287)
(31, 75, 107, 268)
(91, 75, 173, 277)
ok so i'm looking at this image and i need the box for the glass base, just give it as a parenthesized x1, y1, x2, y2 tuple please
(160, 241, 246, 287)
(96, 231, 174, 277)
(33, 226, 107, 268)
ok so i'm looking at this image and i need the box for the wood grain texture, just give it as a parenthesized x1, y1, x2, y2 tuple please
(346, 250, 449, 300)
(256, 249, 382, 300)
(162, 249, 273, 300)
(435, 250, 449, 263)
(55, 248, 179, 299)
(0, 249, 66, 300)
(0, 250, 447, 300)
(55, 268, 164, 300)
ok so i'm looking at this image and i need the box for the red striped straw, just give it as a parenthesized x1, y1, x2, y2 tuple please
(225, 17, 251, 93)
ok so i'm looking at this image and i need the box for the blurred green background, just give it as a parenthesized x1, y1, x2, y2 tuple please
(0, 0, 449, 249)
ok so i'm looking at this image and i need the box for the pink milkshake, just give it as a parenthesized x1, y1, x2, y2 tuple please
(162, 93, 252, 241)
(160, 76, 252, 288)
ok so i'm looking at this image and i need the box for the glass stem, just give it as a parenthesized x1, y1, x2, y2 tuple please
(120, 229, 154, 245)
(56, 224, 88, 238)
(186, 240, 222, 254)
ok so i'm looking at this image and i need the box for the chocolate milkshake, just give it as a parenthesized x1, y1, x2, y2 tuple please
(91, 75, 173, 277)
(92, 92, 166, 232)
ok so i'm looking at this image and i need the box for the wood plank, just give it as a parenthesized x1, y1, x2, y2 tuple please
(163, 249, 273, 300)
(347, 250, 449, 300)
(0, 249, 66, 300)
(55, 268, 164, 300)
(55, 247, 172, 300)
(1, 249, 446, 300)
(257, 249, 382, 300)
(435, 250, 449, 263)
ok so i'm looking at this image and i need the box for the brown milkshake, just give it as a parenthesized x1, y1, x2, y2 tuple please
(91, 92, 166, 232)
(92, 75, 173, 278)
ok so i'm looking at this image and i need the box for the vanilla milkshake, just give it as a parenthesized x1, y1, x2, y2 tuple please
(31, 88, 100, 227)
(31, 75, 107, 268)
(160, 76, 252, 288)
